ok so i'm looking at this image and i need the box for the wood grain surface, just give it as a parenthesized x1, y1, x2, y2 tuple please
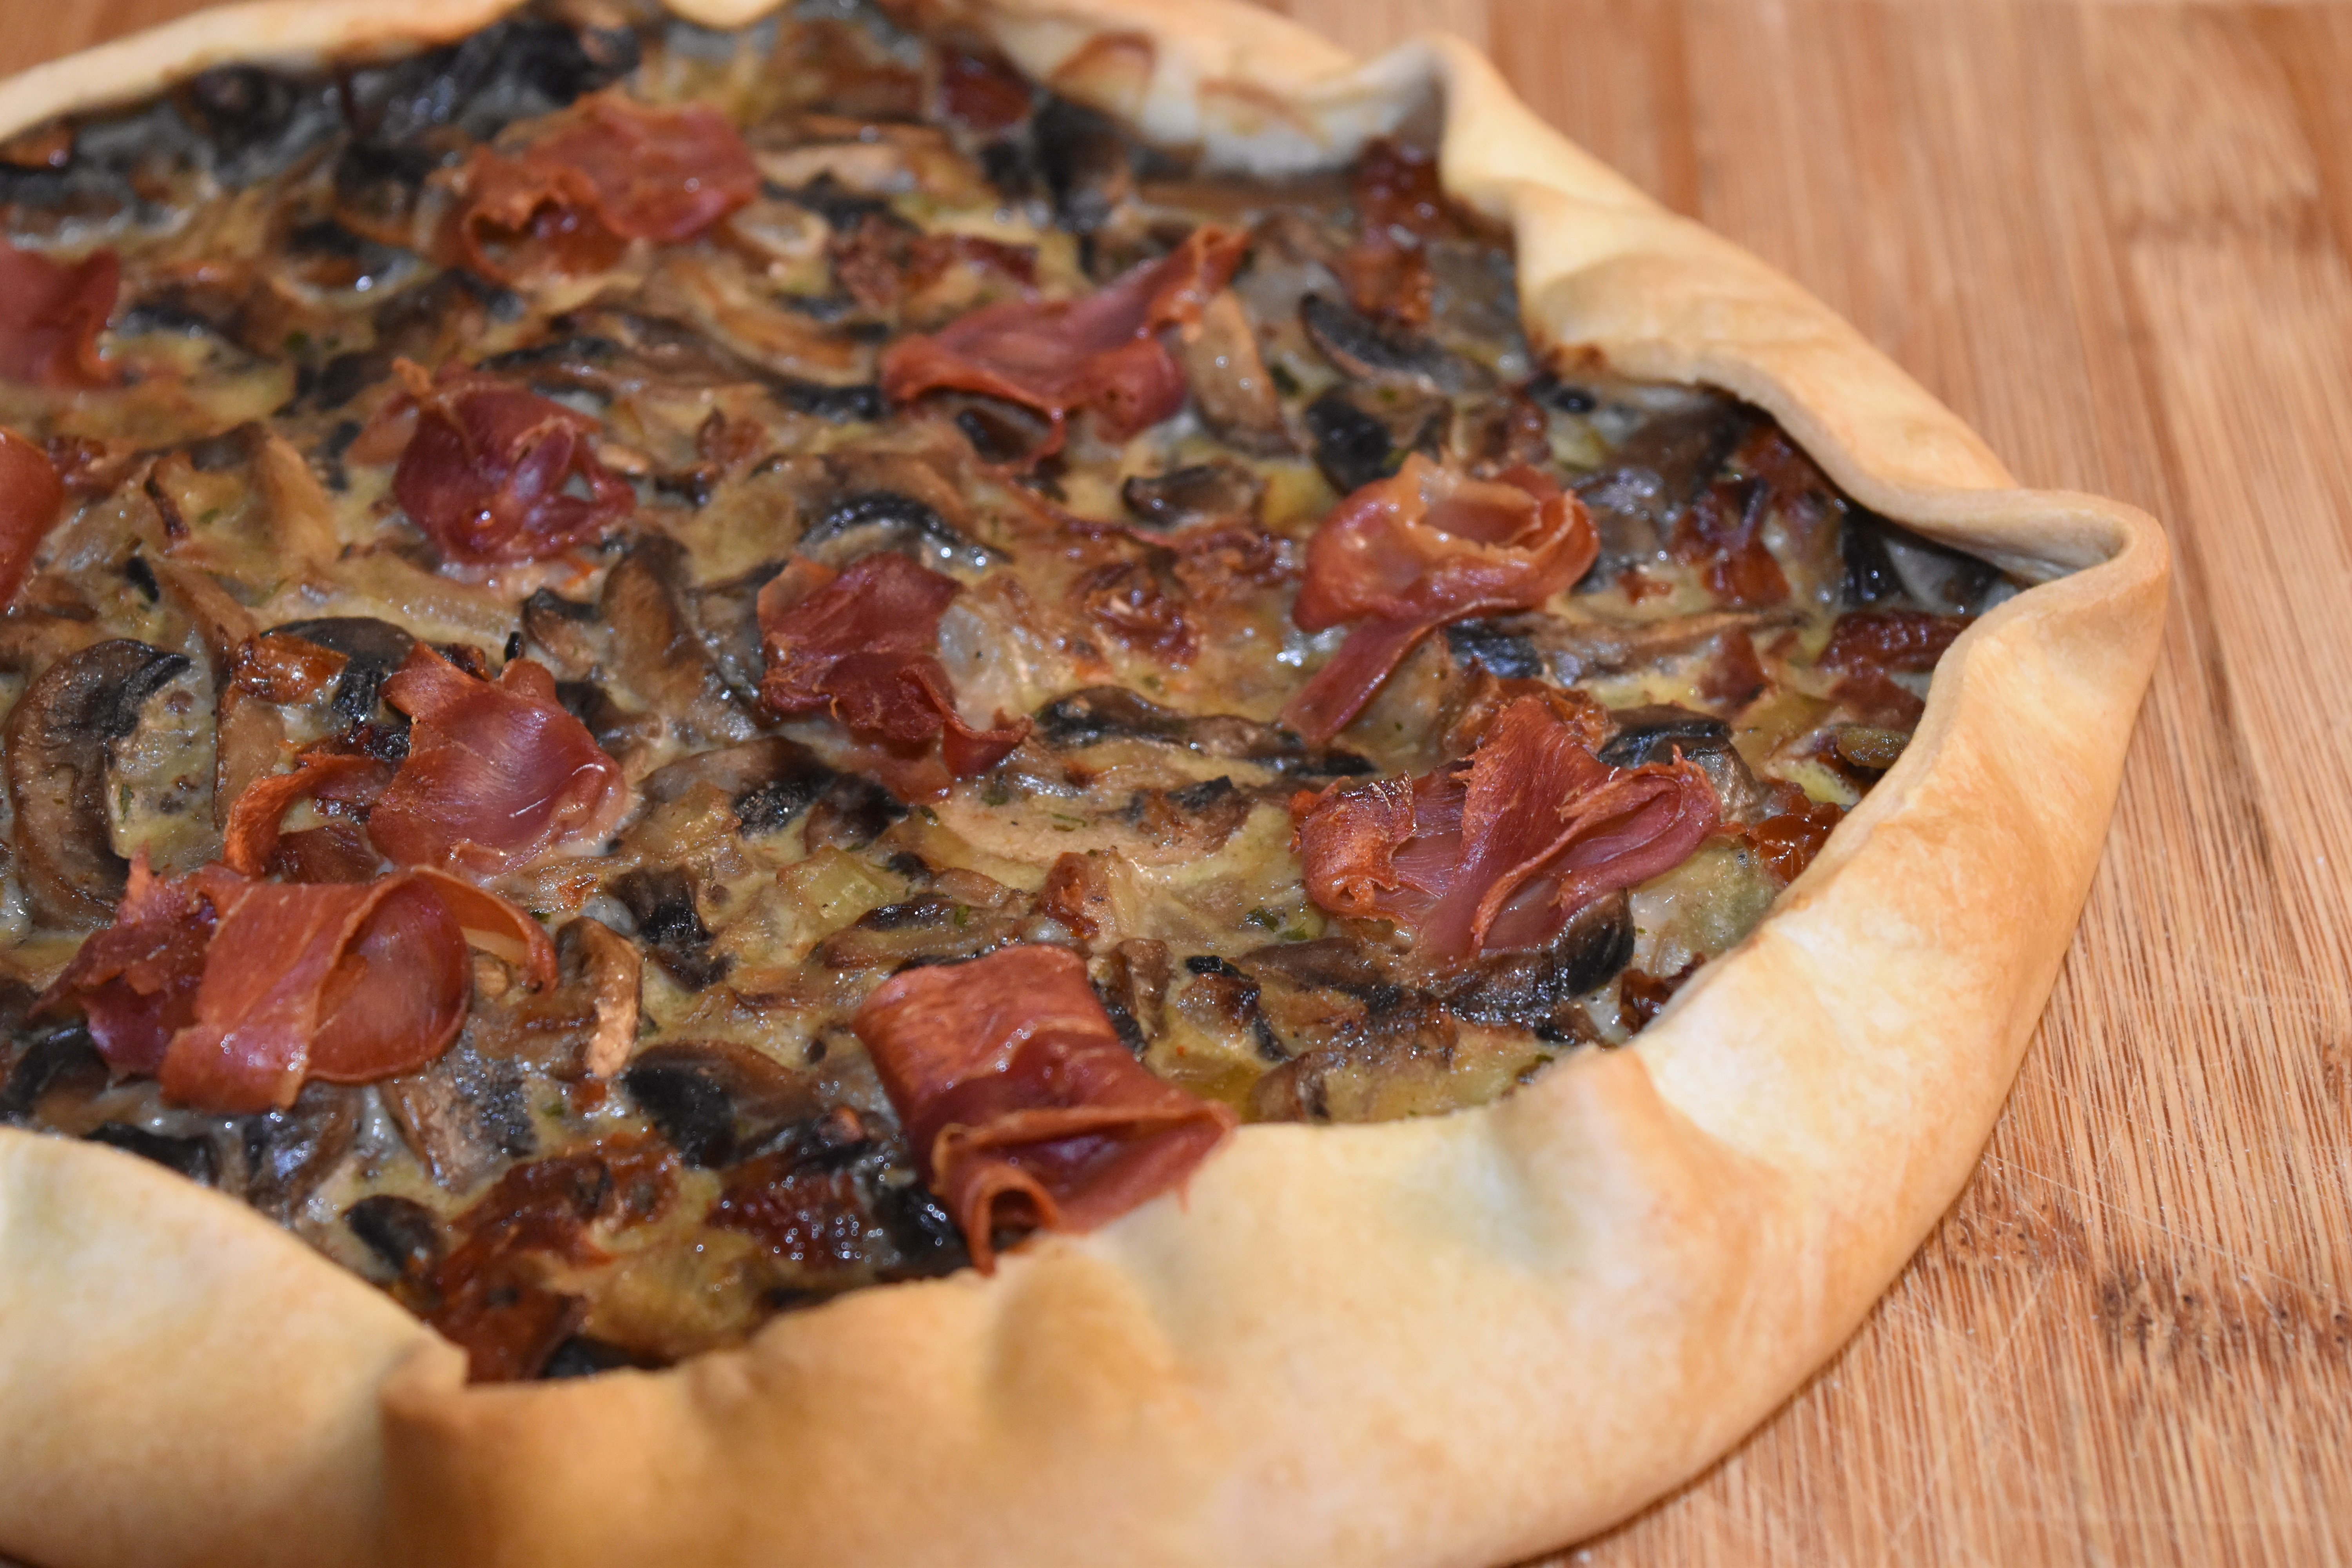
(7, 2, 2348, 1565)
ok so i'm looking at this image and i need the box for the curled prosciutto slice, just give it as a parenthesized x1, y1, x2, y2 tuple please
(445, 97, 759, 281)
(0, 240, 116, 388)
(758, 552, 1027, 794)
(221, 752, 392, 879)
(852, 944, 1236, 1270)
(1282, 454, 1597, 743)
(880, 225, 1247, 457)
(1292, 695, 1719, 964)
(389, 359, 634, 563)
(369, 645, 627, 877)
(35, 857, 554, 1114)
(0, 427, 65, 606)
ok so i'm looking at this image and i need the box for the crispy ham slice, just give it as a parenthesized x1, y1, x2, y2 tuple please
(369, 646, 627, 877)
(879, 225, 1247, 457)
(389, 359, 635, 564)
(1282, 455, 1597, 743)
(1292, 696, 1719, 963)
(0, 240, 116, 388)
(220, 752, 392, 879)
(851, 945, 1236, 1270)
(445, 97, 759, 281)
(0, 427, 65, 605)
(35, 857, 555, 1113)
(757, 552, 1027, 794)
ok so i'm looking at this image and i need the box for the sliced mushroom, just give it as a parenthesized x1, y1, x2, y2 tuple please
(1173, 954, 1279, 1061)
(1441, 618, 1548, 681)
(1519, 608, 1796, 688)
(1876, 523, 2004, 615)
(345, 1193, 445, 1283)
(619, 1040, 820, 1168)
(1842, 512, 1904, 607)
(1247, 994, 1467, 1123)
(599, 536, 756, 746)
(944, 395, 1058, 467)
(1099, 937, 1171, 1045)
(85, 1123, 220, 1185)
(1034, 96, 1131, 236)
(1034, 686, 1372, 777)
(1598, 704, 1771, 823)
(800, 773, 905, 851)
(1237, 937, 1395, 995)
(5, 640, 192, 927)
(639, 736, 840, 836)
(1301, 387, 1410, 495)
(1176, 290, 1290, 453)
(1300, 292, 1492, 396)
(146, 558, 278, 824)
(611, 867, 727, 990)
(1123, 776, 1252, 856)
(252, 431, 342, 570)
(1, 1025, 108, 1123)
(1441, 893, 1636, 1036)
(1573, 401, 1754, 575)
(1120, 460, 1265, 530)
(237, 1080, 361, 1221)
(796, 490, 1000, 572)
(812, 897, 1022, 972)
(558, 916, 643, 1079)
(173, 65, 338, 189)
(380, 1038, 537, 1193)
(635, 253, 869, 384)
(519, 588, 602, 678)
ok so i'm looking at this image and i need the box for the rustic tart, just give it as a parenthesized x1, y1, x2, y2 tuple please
(0, 1, 2167, 1565)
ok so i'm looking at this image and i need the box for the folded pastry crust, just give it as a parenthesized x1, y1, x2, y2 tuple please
(0, 3, 2168, 1565)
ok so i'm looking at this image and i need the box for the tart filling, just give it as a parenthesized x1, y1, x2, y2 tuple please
(0, 0, 2023, 1379)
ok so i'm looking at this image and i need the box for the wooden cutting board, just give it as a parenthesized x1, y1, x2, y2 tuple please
(6, 3, 2347, 1565)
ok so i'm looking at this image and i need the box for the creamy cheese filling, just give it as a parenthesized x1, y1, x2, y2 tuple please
(0, 0, 2023, 1377)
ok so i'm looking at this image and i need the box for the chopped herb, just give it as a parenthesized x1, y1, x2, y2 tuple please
(1243, 907, 1279, 930)
(918, 805, 940, 824)
(982, 782, 1010, 806)
(1269, 362, 1301, 397)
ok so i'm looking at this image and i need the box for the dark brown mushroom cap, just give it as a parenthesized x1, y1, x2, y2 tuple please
(1120, 459, 1265, 530)
(269, 615, 418, 723)
(3, 638, 191, 928)
(1599, 703, 1772, 823)
(596, 535, 757, 745)
(1300, 291, 1492, 396)
(620, 1040, 821, 1168)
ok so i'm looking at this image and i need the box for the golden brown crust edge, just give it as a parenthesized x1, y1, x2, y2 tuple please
(0, 4, 2169, 1567)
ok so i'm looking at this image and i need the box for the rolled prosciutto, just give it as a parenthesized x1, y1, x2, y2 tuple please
(1281, 454, 1597, 744)
(880, 225, 1247, 457)
(36, 857, 554, 1114)
(851, 944, 1236, 1270)
(1291, 695, 1718, 964)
